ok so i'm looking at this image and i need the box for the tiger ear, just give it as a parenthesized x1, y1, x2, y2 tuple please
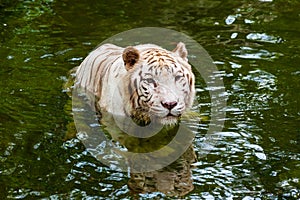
(172, 42, 188, 62)
(122, 46, 140, 71)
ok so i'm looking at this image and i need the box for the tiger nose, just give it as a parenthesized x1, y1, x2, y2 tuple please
(161, 101, 177, 110)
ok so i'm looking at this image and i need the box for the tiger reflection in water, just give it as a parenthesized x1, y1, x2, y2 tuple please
(127, 145, 197, 196)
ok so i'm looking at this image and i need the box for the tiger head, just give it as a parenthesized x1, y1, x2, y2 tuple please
(121, 42, 195, 125)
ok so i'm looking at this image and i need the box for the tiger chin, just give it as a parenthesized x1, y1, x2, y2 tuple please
(75, 42, 195, 127)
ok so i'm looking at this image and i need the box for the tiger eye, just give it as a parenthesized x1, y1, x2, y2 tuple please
(175, 75, 183, 82)
(146, 78, 157, 87)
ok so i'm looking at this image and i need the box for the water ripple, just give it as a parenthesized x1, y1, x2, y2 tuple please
(232, 46, 283, 60)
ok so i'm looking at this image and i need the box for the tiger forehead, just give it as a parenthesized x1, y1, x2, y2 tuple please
(142, 49, 175, 64)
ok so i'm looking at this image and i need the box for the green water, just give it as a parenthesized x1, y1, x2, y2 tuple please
(0, 0, 299, 199)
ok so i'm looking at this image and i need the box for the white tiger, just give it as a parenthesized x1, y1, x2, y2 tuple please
(75, 42, 195, 125)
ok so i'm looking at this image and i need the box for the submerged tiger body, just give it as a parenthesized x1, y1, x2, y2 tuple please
(75, 42, 195, 125)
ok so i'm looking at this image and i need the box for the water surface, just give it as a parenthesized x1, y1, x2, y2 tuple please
(0, 0, 299, 199)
